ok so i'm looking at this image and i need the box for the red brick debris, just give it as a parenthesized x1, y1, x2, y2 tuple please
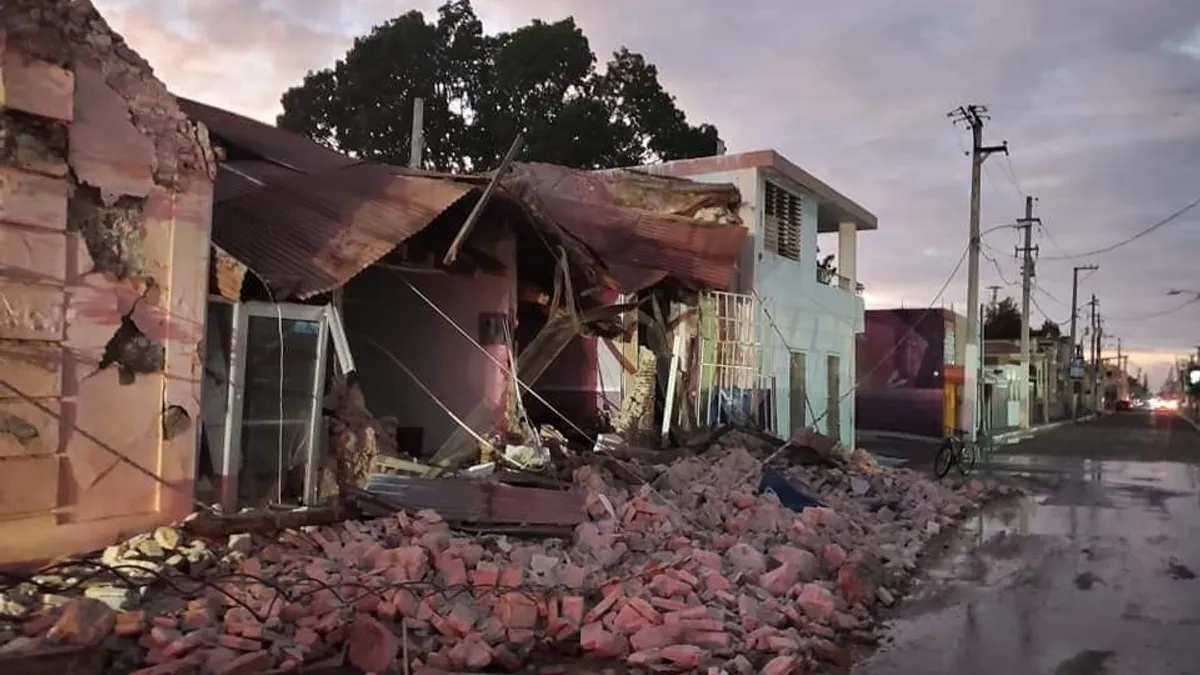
(0, 432, 1012, 673)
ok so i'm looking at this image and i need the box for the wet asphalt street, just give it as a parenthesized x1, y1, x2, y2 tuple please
(855, 411, 1200, 675)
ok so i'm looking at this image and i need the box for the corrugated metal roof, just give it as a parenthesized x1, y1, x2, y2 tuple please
(213, 160, 297, 203)
(214, 163, 472, 299)
(179, 96, 747, 296)
(362, 474, 586, 527)
(502, 163, 748, 291)
(178, 97, 352, 173)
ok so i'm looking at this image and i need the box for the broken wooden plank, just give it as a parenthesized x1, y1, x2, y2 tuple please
(430, 300, 638, 468)
(361, 474, 585, 527)
(442, 133, 524, 266)
(0, 645, 103, 675)
(373, 455, 437, 476)
(182, 504, 353, 538)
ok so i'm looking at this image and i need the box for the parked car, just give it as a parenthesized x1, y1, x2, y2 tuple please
(1115, 399, 1132, 411)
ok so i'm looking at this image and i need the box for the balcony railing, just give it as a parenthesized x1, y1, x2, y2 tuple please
(817, 268, 865, 295)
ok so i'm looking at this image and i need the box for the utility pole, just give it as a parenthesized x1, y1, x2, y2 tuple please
(1068, 264, 1097, 419)
(949, 105, 1008, 441)
(1016, 196, 1039, 429)
(1094, 314, 1104, 412)
(987, 285, 1002, 309)
(1116, 337, 1124, 402)
(1087, 295, 1099, 413)
(409, 97, 425, 168)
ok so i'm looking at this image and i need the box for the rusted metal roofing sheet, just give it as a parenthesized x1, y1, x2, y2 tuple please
(213, 160, 298, 203)
(362, 474, 586, 527)
(178, 97, 352, 173)
(501, 163, 748, 291)
(214, 163, 472, 299)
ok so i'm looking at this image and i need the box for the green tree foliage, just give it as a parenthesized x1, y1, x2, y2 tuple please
(984, 296, 1022, 340)
(277, 1, 719, 172)
(1037, 318, 1062, 339)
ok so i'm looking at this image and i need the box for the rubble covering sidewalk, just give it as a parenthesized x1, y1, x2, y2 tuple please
(0, 431, 1013, 674)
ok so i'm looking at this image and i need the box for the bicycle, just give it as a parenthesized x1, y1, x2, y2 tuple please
(934, 427, 991, 478)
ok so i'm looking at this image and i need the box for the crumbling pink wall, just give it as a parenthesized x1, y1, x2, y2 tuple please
(0, 1, 214, 566)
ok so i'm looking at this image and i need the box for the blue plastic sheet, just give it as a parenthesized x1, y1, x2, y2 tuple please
(758, 469, 825, 511)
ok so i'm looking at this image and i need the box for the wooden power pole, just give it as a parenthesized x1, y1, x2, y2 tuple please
(1016, 196, 1039, 429)
(949, 105, 1008, 441)
(1068, 264, 1097, 419)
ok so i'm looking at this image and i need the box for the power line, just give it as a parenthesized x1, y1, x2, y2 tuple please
(750, 242, 972, 472)
(847, 243, 971, 400)
(1000, 153, 1025, 198)
(1035, 284, 1069, 308)
(1040, 195, 1200, 261)
(1036, 221, 1070, 259)
(981, 246, 1017, 287)
(1103, 295, 1200, 323)
(1030, 293, 1068, 326)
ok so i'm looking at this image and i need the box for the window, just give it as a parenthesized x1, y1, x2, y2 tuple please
(763, 181, 803, 261)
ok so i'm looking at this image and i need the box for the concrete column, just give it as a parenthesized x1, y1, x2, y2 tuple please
(837, 221, 857, 288)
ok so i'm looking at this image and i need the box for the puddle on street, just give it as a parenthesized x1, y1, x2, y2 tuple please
(859, 456, 1200, 675)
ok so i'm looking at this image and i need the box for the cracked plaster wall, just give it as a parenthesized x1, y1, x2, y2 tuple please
(0, 0, 215, 566)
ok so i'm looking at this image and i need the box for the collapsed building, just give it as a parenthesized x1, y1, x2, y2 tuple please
(0, 0, 217, 566)
(1, 0, 752, 567)
(0, 3, 1024, 675)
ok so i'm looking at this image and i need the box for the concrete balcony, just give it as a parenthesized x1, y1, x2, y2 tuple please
(817, 267, 865, 296)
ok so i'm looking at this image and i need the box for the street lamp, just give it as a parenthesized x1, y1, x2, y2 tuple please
(1167, 289, 1200, 297)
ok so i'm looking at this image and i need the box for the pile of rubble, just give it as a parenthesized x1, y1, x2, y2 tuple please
(0, 432, 1010, 674)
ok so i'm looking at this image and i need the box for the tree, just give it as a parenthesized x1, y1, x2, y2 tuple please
(277, 1, 719, 172)
(1037, 318, 1061, 339)
(984, 296, 1022, 340)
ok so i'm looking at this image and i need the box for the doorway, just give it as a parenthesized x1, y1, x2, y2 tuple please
(826, 354, 841, 441)
(789, 351, 807, 435)
(199, 300, 352, 510)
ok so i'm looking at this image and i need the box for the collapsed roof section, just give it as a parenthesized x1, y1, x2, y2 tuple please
(178, 98, 748, 300)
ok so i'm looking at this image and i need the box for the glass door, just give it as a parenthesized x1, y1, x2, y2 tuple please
(226, 303, 331, 509)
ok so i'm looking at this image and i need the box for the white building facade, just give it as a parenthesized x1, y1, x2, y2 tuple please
(642, 151, 877, 449)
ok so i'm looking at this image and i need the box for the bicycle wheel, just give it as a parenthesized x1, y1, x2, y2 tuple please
(934, 438, 956, 478)
(958, 442, 978, 475)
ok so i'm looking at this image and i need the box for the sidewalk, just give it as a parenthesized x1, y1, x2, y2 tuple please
(991, 415, 1098, 446)
(859, 415, 1098, 449)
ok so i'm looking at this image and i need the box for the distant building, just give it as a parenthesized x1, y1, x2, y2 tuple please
(856, 308, 968, 438)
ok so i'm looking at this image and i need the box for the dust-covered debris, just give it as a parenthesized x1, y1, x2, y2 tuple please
(0, 430, 1013, 674)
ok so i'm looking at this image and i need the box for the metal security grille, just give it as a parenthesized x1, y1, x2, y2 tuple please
(763, 181, 803, 261)
(697, 291, 776, 432)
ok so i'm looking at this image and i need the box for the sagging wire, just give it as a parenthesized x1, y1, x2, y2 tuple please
(777, 242, 970, 439)
(273, 302, 286, 504)
(387, 267, 595, 444)
(0, 378, 216, 514)
(751, 290, 818, 425)
(354, 334, 493, 450)
(0, 559, 589, 628)
(382, 264, 711, 530)
(498, 317, 549, 472)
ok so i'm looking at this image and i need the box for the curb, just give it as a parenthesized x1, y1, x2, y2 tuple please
(856, 430, 941, 445)
(992, 414, 1098, 446)
(862, 414, 1101, 448)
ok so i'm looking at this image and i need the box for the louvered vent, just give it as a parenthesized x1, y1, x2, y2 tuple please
(763, 181, 802, 261)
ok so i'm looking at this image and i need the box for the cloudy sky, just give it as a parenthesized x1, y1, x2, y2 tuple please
(94, 0, 1200, 385)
